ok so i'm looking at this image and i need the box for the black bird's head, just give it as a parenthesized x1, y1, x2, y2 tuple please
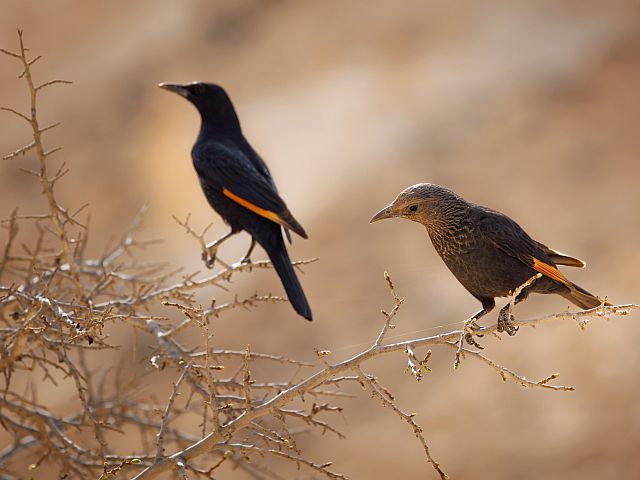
(158, 81, 240, 132)
(370, 183, 466, 228)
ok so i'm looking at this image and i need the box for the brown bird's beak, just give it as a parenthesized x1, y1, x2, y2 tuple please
(158, 82, 189, 98)
(370, 205, 396, 223)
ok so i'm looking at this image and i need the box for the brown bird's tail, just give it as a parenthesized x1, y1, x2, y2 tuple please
(560, 282, 610, 310)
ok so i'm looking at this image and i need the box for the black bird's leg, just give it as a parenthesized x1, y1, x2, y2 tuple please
(497, 288, 530, 336)
(463, 297, 495, 348)
(241, 238, 256, 264)
(202, 230, 237, 269)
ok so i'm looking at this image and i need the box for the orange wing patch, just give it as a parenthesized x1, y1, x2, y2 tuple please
(532, 257, 570, 286)
(223, 188, 287, 228)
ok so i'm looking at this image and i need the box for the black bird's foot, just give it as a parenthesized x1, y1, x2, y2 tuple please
(497, 308, 519, 336)
(463, 318, 484, 349)
(202, 244, 219, 269)
(240, 239, 256, 266)
(201, 230, 236, 269)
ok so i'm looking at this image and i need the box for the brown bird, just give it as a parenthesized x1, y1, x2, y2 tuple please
(371, 183, 608, 337)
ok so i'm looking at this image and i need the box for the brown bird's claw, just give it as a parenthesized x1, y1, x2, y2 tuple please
(464, 332, 484, 349)
(463, 318, 485, 349)
(497, 309, 519, 336)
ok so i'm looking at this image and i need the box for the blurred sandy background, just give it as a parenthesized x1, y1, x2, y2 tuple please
(1, 0, 640, 478)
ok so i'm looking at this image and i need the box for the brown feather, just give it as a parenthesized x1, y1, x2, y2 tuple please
(560, 282, 611, 309)
(532, 257, 570, 286)
(537, 242, 586, 268)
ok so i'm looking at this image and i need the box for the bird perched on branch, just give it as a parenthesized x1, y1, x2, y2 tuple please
(159, 82, 312, 321)
(371, 183, 608, 340)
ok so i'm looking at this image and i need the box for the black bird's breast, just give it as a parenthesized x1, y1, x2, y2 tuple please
(197, 180, 242, 231)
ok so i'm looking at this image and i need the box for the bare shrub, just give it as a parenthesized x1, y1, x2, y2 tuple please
(1, 31, 637, 480)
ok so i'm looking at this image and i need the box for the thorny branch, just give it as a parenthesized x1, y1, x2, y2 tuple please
(357, 368, 446, 479)
(155, 363, 191, 462)
(6, 30, 84, 300)
(1, 29, 638, 480)
(131, 279, 638, 480)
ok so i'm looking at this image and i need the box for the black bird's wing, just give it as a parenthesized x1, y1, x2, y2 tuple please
(193, 142, 307, 238)
(245, 146, 293, 243)
(476, 208, 570, 286)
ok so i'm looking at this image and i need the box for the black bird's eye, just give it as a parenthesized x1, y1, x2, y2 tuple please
(192, 84, 205, 95)
(409, 205, 418, 212)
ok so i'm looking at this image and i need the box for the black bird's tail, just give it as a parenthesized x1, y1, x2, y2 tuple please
(261, 232, 312, 321)
(560, 281, 610, 310)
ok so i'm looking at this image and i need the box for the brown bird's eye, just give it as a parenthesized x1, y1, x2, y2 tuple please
(409, 205, 418, 212)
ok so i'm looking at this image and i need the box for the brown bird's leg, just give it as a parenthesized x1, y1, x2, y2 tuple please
(241, 238, 256, 264)
(202, 230, 237, 269)
(464, 297, 495, 348)
(497, 288, 531, 336)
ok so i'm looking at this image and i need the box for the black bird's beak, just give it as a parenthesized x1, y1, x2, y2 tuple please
(158, 82, 189, 98)
(370, 205, 396, 223)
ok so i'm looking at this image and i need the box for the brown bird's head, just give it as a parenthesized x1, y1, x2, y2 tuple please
(370, 183, 467, 228)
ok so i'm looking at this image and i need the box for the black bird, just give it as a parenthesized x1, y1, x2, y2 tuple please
(159, 82, 312, 320)
(371, 183, 608, 336)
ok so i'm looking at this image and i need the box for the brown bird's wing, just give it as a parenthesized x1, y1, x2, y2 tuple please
(536, 242, 586, 268)
(476, 209, 570, 286)
(477, 208, 608, 308)
(193, 143, 307, 238)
